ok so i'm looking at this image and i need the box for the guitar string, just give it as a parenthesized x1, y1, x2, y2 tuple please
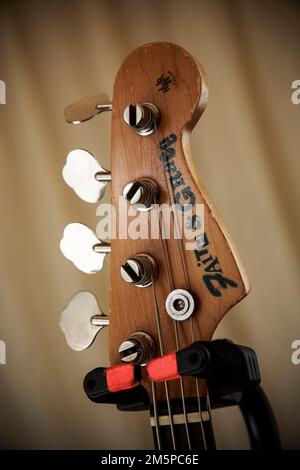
(151, 134, 192, 449)
(152, 125, 195, 448)
(153, 121, 207, 448)
(151, 274, 176, 449)
(151, 380, 161, 450)
(206, 391, 213, 440)
(172, 212, 208, 449)
(172, 218, 208, 449)
(177, 212, 213, 447)
(189, 320, 208, 449)
(157, 210, 191, 449)
(163, 157, 210, 449)
(150, 203, 176, 449)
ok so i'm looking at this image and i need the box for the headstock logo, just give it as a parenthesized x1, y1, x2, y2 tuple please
(158, 133, 238, 297)
(156, 71, 176, 94)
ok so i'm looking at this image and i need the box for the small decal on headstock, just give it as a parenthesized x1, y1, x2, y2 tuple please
(155, 71, 176, 94)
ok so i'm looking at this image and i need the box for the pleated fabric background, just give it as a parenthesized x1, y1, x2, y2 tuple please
(0, 0, 299, 449)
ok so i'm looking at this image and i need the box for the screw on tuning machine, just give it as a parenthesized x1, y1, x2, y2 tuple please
(119, 332, 155, 366)
(63, 149, 111, 203)
(123, 178, 159, 211)
(123, 103, 160, 136)
(120, 254, 158, 288)
(60, 223, 111, 274)
(60, 291, 109, 351)
(64, 93, 112, 125)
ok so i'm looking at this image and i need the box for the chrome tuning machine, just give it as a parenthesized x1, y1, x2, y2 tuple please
(60, 223, 111, 274)
(63, 148, 110, 203)
(60, 291, 109, 351)
(123, 102, 160, 136)
(64, 93, 112, 124)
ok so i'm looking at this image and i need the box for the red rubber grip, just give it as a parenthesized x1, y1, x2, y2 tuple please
(106, 363, 139, 393)
(147, 352, 180, 382)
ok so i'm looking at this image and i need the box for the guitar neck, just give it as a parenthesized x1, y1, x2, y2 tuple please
(150, 397, 216, 450)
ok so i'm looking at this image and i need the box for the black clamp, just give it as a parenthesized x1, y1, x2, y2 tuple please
(177, 339, 261, 396)
(83, 339, 260, 410)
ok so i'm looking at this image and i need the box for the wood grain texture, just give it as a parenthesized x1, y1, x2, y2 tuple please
(109, 42, 249, 400)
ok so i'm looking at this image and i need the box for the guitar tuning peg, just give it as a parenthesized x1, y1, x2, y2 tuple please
(60, 291, 109, 351)
(63, 149, 111, 203)
(60, 223, 111, 274)
(64, 93, 112, 124)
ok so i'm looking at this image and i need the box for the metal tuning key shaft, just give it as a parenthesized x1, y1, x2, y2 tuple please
(60, 223, 111, 274)
(63, 149, 111, 203)
(64, 93, 112, 124)
(60, 291, 109, 351)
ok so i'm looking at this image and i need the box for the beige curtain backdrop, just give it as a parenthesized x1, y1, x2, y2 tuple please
(0, 0, 299, 449)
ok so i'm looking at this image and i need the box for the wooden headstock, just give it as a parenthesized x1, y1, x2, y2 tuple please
(109, 42, 249, 399)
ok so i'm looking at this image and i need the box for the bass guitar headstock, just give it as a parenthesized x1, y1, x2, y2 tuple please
(59, 42, 249, 408)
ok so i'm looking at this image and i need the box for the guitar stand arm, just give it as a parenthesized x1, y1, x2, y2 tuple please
(212, 385, 282, 450)
(83, 363, 150, 411)
(147, 339, 261, 395)
(84, 339, 281, 449)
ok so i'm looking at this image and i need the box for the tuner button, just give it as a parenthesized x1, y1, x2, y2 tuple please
(63, 149, 111, 203)
(123, 178, 159, 211)
(120, 254, 158, 288)
(64, 93, 112, 124)
(119, 332, 155, 366)
(60, 291, 109, 351)
(165, 289, 195, 321)
(123, 102, 160, 136)
(60, 223, 111, 274)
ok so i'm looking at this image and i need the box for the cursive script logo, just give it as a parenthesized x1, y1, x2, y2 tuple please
(158, 134, 238, 297)
(194, 233, 238, 297)
(158, 134, 196, 210)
